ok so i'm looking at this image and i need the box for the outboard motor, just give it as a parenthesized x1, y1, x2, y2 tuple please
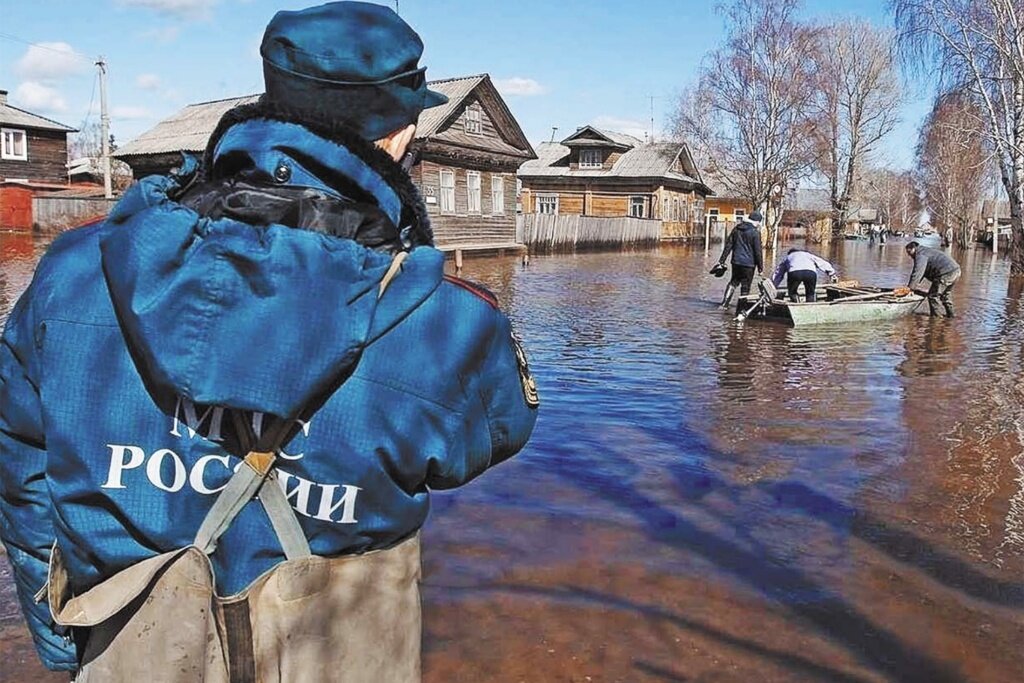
(735, 278, 777, 322)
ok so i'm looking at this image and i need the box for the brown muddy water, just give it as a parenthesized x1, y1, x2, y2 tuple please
(1, 228, 1022, 682)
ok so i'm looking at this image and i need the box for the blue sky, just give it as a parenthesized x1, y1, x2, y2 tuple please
(0, 0, 933, 168)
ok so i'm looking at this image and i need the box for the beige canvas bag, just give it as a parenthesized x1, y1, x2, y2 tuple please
(44, 253, 423, 682)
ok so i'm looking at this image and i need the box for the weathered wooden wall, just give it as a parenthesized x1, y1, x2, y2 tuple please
(520, 214, 660, 251)
(32, 195, 116, 229)
(414, 159, 517, 247)
(0, 130, 68, 184)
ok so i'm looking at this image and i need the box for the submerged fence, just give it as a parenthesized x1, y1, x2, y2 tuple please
(518, 214, 661, 252)
(32, 195, 116, 230)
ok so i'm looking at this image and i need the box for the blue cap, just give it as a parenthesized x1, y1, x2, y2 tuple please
(260, 2, 448, 141)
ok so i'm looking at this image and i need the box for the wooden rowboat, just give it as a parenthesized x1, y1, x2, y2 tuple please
(735, 280, 926, 326)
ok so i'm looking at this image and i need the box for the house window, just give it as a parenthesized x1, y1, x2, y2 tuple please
(708, 207, 720, 220)
(536, 194, 558, 215)
(1, 128, 27, 161)
(629, 195, 648, 218)
(663, 197, 669, 219)
(465, 107, 482, 135)
(734, 208, 746, 221)
(491, 176, 505, 215)
(466, 170, 481, 213)
(439, 169, 455, 213)
(579, 149, 602, 168)
(680, 200, 689, 222)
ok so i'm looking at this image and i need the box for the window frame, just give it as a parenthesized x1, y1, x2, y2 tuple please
(536, 193, 559, 215)
(491, 175, 505, 215)
(439, 168, 455, 214)
(629, 195, 648, 219)
(1, 128, 28, 161)
(578, 149, 602, 169)
(466, 170, 482, 214)
(464, 107, 483, 135)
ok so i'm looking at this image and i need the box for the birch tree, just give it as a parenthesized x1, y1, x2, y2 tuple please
(916, 92, 988, 246)
(672, 0, 818, 250)
(811, 20, 903, 236)
(893, 0, 1024, 276)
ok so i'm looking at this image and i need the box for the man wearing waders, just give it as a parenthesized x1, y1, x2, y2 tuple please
(717, 210, 765, 309)
(905, 240, 961, 318)
(0, 3, 538, 681)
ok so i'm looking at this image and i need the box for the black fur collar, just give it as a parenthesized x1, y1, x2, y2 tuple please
(201, 97, 433, 248)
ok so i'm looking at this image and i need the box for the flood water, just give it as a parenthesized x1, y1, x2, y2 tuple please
(1, 228, 1022, 682)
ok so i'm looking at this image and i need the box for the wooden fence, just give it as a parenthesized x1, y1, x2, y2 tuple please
(518, 214, 662, 252)
(32, 195, 116, 229)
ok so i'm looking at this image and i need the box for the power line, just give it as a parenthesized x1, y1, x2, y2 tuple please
(0, 31, 92, 62)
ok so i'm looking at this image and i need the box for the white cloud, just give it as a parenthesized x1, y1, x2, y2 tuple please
(112, 105, 153, 120)
(14, 42, 86, 81)
(590, 115, 650, 141)
(119, 0, 217, 20)
(139, 26, 181, 43)
(492, 77, 547, 97)
(13, 82, 69, 113)
(136, 73, 162, 90)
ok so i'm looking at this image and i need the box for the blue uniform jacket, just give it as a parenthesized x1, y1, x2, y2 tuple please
(0, 115, 537, 670)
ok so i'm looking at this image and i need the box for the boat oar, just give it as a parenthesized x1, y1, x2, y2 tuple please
(828, 287, 914, 305)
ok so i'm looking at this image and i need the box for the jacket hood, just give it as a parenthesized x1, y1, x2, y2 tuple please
(99, 175, 444, 419)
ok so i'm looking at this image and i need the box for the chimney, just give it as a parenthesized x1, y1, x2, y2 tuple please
(0, 90, 7, 106)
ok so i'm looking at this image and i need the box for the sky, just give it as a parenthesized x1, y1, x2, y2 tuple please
(0, 0, 935, 169)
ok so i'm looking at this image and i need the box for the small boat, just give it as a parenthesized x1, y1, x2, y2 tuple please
(843, 233, 867, 240)
(735, 280, 926, 326)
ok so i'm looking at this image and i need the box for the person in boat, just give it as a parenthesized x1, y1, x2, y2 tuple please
(771, 248, 838, 302)
(0, 3, 538, 680)
(906, 240, 961, 318)
(717, 210, 764, 308)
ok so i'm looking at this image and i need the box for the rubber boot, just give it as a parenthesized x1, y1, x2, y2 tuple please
(720, 284, 736, 310)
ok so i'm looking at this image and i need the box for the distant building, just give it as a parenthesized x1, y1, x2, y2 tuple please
(0, 88, 76, 185)
(114, 74, 536, 250)
(0, 88, 80, 229)
(702, 171, 754, 225)
(516, 126, 711, 239)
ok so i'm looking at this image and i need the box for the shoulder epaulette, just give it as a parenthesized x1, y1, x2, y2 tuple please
(443, 274, 498, 308)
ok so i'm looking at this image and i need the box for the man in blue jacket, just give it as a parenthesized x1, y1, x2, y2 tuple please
(0, 2, 537, 679)
(717, 210, 765, 308)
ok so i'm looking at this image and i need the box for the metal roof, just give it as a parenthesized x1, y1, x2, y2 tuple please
(518, 140, 703, 185)
(0, 101, 75, 132)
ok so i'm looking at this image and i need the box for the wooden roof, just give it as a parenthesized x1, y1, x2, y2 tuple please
(115, 74, 535, 161)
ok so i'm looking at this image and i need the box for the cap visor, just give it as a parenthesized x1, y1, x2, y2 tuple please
(424, 88, 448, 109)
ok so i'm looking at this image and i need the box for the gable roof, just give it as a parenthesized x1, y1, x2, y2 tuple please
(0, 100, 75, 132)
(518, 137, 708, 191)
(561, 125, 641, 149)
(115, 74, 535, 160)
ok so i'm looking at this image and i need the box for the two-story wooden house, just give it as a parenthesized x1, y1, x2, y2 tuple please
(114, 74, 536, 251)
(517, 126, 711, 239)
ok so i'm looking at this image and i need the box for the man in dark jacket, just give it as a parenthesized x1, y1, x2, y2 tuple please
(906, 240, 961, 318)
(0, 2, 537, 679)
(717, 210, 765, 308)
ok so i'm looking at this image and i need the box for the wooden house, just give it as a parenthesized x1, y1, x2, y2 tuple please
(516, 126, 711, 239)
(0, 89, 76, 185)
(701, 171, 754, 225)
(114, 74, 536, 251)
(0, 89, 78, 228)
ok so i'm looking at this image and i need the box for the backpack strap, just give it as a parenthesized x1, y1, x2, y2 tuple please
(194, 251, 408, 561)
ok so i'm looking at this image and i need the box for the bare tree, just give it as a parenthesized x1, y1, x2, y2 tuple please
(863, 166, 922, 231)
(811, 20, 903, 236)
(915, 91, 988, 246)
(893, 0, 1024, 275)
(672, 0, 818, 250)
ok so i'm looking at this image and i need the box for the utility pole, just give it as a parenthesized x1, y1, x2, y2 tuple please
(649, 95, 655, 143)
(96, 56, 112, 198)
